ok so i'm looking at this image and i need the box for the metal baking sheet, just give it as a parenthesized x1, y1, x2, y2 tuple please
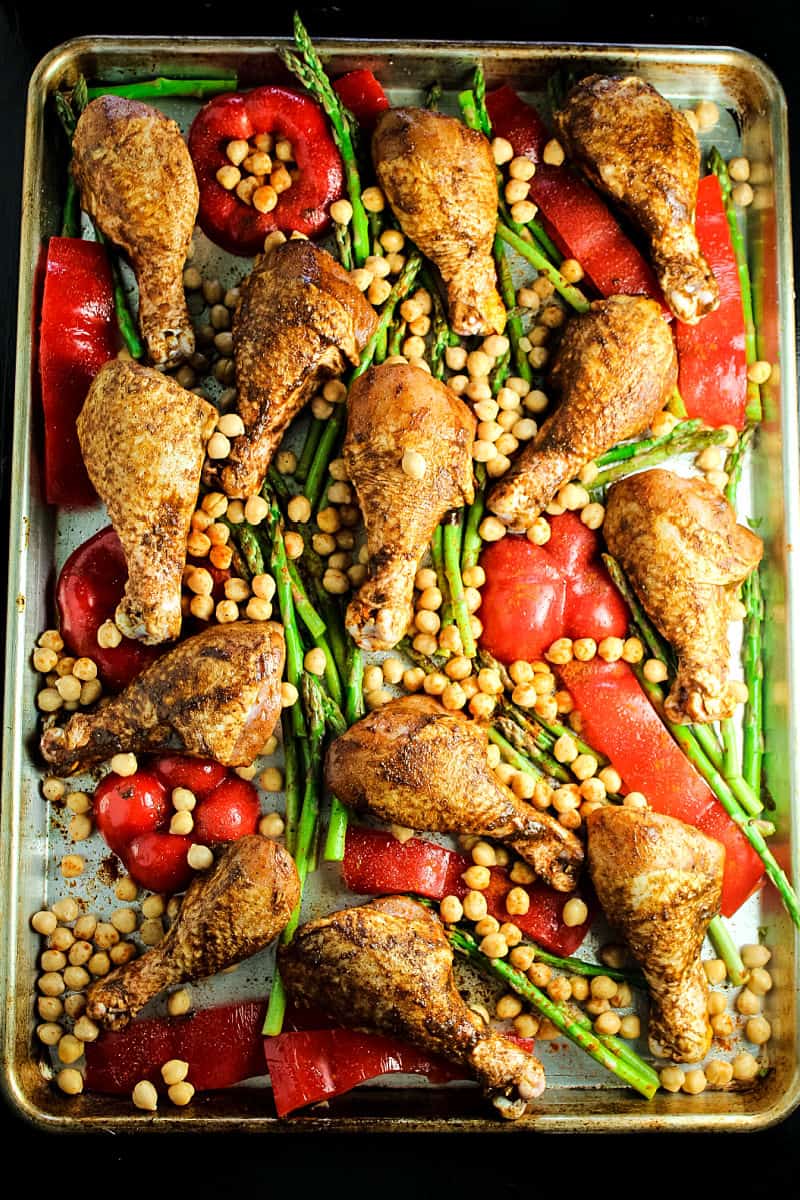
(2, 36, 798, 1133)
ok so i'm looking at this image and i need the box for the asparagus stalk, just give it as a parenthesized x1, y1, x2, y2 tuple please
(494, 233, 533, 382)
(86, 76, 237, 101)
(304, 252, 423, 510)
(521, 940, 645, 987)
(707, 915, 747, 987)
(496, 223, 591, 314)
(461, 464, 487, 575)
(335, 221, 354, 271)
(269, 508, 307, 742)
(589, 427, 729, 496)
(280, 14, 370, 266)
(449, 927, 659, 1099)
(324, 642, 365, 861)
(595, 419, 702, 469)
(282, 710, 302, 856)
(430, 523, 453, 630)
(741, 566, 764, 792)
(708, 147, 762, 423)
(486, 726, 545, 782)
(493, 716, 572, 784)
(724, 424, 755, 507)
(229, 521, 265, 578)
(294, 419, 325, 484)
(442, 509, 476, 658)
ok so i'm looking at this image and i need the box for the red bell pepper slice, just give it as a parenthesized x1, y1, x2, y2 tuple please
(558, 659, 764, 915)
(264, 1028, 463, 1117)
(342, 826, 592, 954)
(333, 69, 390, 131)
(56, 525, 164, 692)
(188, 87, 344, 256)
(486, 86, 662, 304)
(478, 513, 629, 665)
(84, 1000, 268, 1093)
(37, 236, 119, 506)
(676, 174, 748, 429)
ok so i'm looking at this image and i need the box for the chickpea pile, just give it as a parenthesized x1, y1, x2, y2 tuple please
(33, 629, 102, 718)
(216, 133, 297, 215)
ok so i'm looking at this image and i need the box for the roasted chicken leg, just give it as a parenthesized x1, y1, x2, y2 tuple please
(604, 469, 763, 723)
(72, 95, 199, 368)
(555, 76, 719, 325)
(279, 896, 546, 1118)
(326, 695, 583, 892)
(587, 805, 724, 1062)
(213, 240, 377, 499)
(373, 107, 506, 335)
(344, 362, 475, 651)
(40, 621, 285, 774)
(86, 836, 300, 1030)
(488, 295, 677, 530)
(77, 358, 218, 645)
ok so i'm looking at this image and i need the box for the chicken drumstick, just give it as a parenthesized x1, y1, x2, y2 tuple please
(373, 107, 506, 336)
(40, 621, 285, 774)
(279, 895, 546, 1118)
(344, 362, 475, 652)
(555, 75, 719, 325)
(326, 695, 583, 892)
(587, 805, 724, 1062)
(213, 240, 377, 499)
(604, 469, 763, 723)
(488, 295, 677, 530)
(72, 95, 199, 368)
(86, 836, 300, 1030)
(77, 358, 218, 645)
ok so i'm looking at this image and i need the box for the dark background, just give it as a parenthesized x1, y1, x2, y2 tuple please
(1, 0, 798, 1187)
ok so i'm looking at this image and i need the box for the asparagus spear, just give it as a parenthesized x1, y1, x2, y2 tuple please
(589, 426, 730, 497)
(324, 642, 365, 861)
(707, 915, 747, 987)
(461, 464, 486, 575)
(449, 927, 659, 1099)
(494, 234, 533, 382)
(493, 716, 572, 784)
(279, 14, 370, 266)
(85, 76, 237, 101)
(741, 566, 764, 793)
(442, 509, 476, 658)
(594, 419, 703, 469)
(497, 223, 591, 314)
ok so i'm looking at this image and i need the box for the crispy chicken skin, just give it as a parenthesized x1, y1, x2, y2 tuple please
(86, 836, 300, 1031)
(279, 896, 546, 1118)
(555, 76, 719, 325)
(40, 621, 285, 774)
(372, 107, 505, 336)
(488, 296, 676, 530)
(214, 240, 377, 499)
(587, 806, 724, 1062)
(326, 695, 583, 891)
(72, 95, 199, 368)
(604, 469, 763, 723)
(77, 359, 217, 645)
(344, 362, 475, 651)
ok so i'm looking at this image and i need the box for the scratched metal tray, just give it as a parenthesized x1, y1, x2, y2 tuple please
(2, 36, 798, 1133)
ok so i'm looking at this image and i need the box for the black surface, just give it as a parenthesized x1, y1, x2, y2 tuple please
(1, 0, 798, 1184)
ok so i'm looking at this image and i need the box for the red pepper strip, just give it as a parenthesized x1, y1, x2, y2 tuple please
(558, 659, 764, 915)
(264, 1029, 463, 1117)
(342, 826, 592, 954)
(37, 237, 119, 506)
(333, 69, 390, 131)
(188, 86, 344, 256)
(485, 86, 663, 304)
(84, 1000, 267, 1093)
(478, 513, 629, 665)
(676, 174, 748, 430)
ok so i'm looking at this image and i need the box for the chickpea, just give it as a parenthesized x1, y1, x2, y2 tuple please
(732, 1052, 760, 1081)
(745, 1016, 772, 1046)
(741, 944, 771, 969)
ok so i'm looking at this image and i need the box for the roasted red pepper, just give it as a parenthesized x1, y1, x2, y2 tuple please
(676, 174, 748, 429)
(37, 237, 119, 506)
(333, 69, 390, 131)
(558, 659, 764, 915)
(188, 86, 344, 256)
(478, 513, 629, 665)
(56, 526, 163, 692)
(85, 1000, 268, 1093)
(342, 826, 592, 954)
(486, 86, 662, 303)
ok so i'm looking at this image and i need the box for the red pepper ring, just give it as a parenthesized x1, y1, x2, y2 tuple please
(188, 86, 345, 257)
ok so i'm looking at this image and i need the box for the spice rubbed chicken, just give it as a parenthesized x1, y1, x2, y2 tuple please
(555, 76, 719, 325)
(344, 362, 476, 651)
(87, 836, 300, 1031)
(279, 895, 546, 1118)
(604, 469, 763, 723)
(77, 358, 217, 645)
(72, 95, 199, 368)
(214, 239, 378, 499)
(372, 107, 506, 336)
(488, 295, 677, 530)
(326, 695, 583, 891)
(40, 621, 286, 773)
(587, 806, 724, 1063)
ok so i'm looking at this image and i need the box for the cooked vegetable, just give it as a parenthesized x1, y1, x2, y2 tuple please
(332, 68, 390, 131)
